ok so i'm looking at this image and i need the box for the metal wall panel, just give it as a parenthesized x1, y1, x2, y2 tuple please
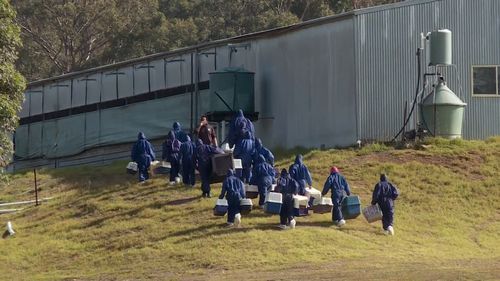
(117, 66, 134, 98)
(165, 56, 183, 88)
(355, 0, 500, 141)
(30, 87, 43, 115)
(86, 73, 102, 104)
(149, 59, 165, 92)
(72, 77, 87, 107)
(180, 53, 192, 86)
(57, 81, 72, 110)
(253, 18, 357, 148)
(102, 70, 118, 101)
(134, 63, 150, 94)
(44, 85, 58, 113)
(199, 49, 216, 82)
(216, 47, 231, 70)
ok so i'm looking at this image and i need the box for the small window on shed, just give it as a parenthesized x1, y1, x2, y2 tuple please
(472, 66, 498, 96)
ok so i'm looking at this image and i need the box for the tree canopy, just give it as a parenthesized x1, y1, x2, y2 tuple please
(0, 0, 26, 167)
(13, 0, 401, 81)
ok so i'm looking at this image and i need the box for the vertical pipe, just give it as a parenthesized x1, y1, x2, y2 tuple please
(34, 169, 39, 206)
(402, 101, 408, 141)
(190, 53, 194, 134)
(194, 50, 200, 128)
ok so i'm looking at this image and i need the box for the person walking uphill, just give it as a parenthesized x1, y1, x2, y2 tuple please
(252, 138, 274, 166)
(219, 169, 246, 228)
(322, 166, 351, 227)
(228, 109, 255, 148)
(372, 174, 399, 235)
(171, 122, 188, 143)
(180, 135, 196, 187)
(249, 155, 275, 207)
(234, 131, 254, 183)
(276, 169, 298, 230)
(162, 131, 181, 185)
(195, 139, 224, 198)
(289, 154, 313, 195)
(131, 132, 155, 183)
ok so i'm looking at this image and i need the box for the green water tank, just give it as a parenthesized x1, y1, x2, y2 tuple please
(429, 29, 452, 66)
(209, 67, 255, 113)
(420, 79, 466, 139)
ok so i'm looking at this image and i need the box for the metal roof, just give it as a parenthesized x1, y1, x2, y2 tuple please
(27, 0, 440, 87)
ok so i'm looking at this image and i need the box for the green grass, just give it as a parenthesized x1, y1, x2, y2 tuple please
(0, 138, 499, 280)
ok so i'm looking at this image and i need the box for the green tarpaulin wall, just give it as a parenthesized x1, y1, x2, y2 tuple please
(15, 90, 211, 159)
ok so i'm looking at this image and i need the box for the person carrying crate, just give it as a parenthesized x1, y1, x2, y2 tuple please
(219, 169, 246, 228)
(131, 132, 155, 183)
(371, 174, 399, 235)
(277, 169, 298, 230)
(321, 166, 351, 227)
(289, 154, 313, 195)
(249, 155, 275, 207)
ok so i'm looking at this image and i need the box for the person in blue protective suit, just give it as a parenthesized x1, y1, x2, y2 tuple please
(250, 155, 275, 206)
(228, 109, 255, 148)
(322, 166, 351, 227)
(219, 169, 246, 227)
(180, 135, 196, 187)
(233, 131, 254, 183)
(289, 154, 312, 195)
(252, 138, 274, 166)
(371, 174, 399, 235)
(162, 131, 181, 185)
(171, 122, 188, 143)
(131, 132, 155, 182)
(195, 139, 224, 198)
(276, 169, 298, 230)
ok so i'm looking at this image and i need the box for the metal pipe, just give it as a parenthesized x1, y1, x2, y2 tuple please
(34, 169, 39, 206)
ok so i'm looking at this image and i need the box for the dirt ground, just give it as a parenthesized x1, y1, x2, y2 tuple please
(80, 258, 500, 281)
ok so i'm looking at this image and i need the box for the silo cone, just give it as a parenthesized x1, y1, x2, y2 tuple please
(420, 80, 466, 139)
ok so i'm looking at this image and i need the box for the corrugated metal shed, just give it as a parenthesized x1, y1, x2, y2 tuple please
(12, 0, 500, 170)
(355, 0, 500, 141)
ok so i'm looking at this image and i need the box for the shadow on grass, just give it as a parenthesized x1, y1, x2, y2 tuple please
(171, 222, 282, 243)
(166, 196, 200, 206)
(82, 199, 175, 228)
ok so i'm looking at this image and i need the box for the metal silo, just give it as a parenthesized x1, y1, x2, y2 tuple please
(420, 78, 466, 139)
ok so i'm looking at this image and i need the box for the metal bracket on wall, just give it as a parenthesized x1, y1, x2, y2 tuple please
(105, 71, 126, 99)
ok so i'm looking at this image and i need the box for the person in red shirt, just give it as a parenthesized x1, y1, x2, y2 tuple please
(195, 116, 218, 146)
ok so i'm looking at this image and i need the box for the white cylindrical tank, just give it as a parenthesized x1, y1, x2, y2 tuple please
(429, 29, 452, 66)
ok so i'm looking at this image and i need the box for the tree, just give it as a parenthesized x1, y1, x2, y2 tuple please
(13, 0, 168, 81)
(0, 0, 26, 168)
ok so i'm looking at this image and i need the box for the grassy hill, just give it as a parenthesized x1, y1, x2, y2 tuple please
(0, 138, 499, 280)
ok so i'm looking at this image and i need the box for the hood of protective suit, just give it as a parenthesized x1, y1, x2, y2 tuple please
(243, 131, 252, 139)
(256, 155, 265, 164)
(167, 131, 176, 140)
(255, 138, 263, 149)
(173, 122, 181, 131)
(294, 154, 303, 165)
(236, 109, 244, 118)
(227, 169, 235, 177)
(196, 139, 203, 146)
(380, 174, 387, 182)
(186, 135, 191, 142)
(138, 132, 146, 140)
(280, 168, 288, 178)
